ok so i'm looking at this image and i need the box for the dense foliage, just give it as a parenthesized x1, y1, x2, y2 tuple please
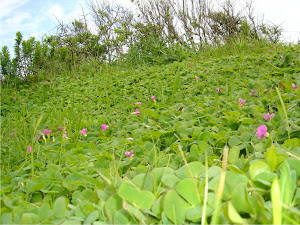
(1, 41, 300, 223)
(1, 0, 299, 224)
(1, 0, 282, 85)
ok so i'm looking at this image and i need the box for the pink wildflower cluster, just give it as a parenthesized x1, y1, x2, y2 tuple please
(249, 90, 257, 96)
(80, 128, 87, 136)
(44, 129, 52, 135)
(125, 150, 134, 158)
(292, 83, 298, 89)
(263, 113, 275, 121)
(101, 124, 109, 131)
(239, 98, 246, 106)
(135, 108, 140, 115)
(256, 125, 268, 139)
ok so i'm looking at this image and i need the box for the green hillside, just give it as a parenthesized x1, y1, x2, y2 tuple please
(1, 43, 300, 224)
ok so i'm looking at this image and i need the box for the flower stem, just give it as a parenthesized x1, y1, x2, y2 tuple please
(275, 87, 290, 139)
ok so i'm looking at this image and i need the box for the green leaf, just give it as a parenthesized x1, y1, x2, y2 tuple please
(285, 158, 300, 179)
(82, 189, 98, 203)
(151, 195, 164, 216)
(266, 145, 277, 172)
(228, 136, 242, 147)
(113, 209, 136, 224)
(209, 172, 248, 201)
(38, 203, 52, 221)
(241, 132, 251, 142)
(125, 204, 146, 222)
(175, 162, 205, 179)
(228, 146, 240, 164)
(1, 213, 12, 224)
(186, 206, 202, 223)
(231, 184, 253, 214)
(278, 161, 296, 206)
(161, 173, 181, 188)
(84, 210, 99, 224)
(253, 142, 265, 152)
(117, 180, 155, 209)
(53, 197, 66, 219)
(249, 161, 271, 180)
(176, 178, 201, 206)
(104, 194, 123, 222)
(228, 165, 244, 174)
(150, 167, 174, 187)
(163, 190, 191, 224)
(282, 138, 300, 150)
(132, 173, 154, 192)
(271, 178, 282, 224)
(225, 201, 246, 224)
(240, 118, 254, 125)
(21, 213, 40, 224)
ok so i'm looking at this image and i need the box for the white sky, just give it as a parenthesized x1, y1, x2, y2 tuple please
(0, 0, 299, 57)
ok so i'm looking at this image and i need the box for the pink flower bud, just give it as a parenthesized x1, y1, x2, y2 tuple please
(125, 150, 134, 158)
(44, 129, 52, 135)
(292, 83, 298, 89)
(80, 128, 87, 136)
(239, 98, 246, 106)
(256, 125, 268, 139)
(101, 124, 109, 131)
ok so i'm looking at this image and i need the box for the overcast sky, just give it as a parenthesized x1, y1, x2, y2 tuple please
(1, 0, 299, 57)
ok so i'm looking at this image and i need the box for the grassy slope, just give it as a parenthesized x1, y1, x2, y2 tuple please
(1, 43, 300, 224)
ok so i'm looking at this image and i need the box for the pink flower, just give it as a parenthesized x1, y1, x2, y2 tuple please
(64, 134, 69, 139)
(125, 150, 134, 158)
(127, 138, 134, 141)
(40, 132, 45, 136)
(36, 135, 40, 140)
(216, 87, 221, 93)
(101, 124, 109, 131)
(264, 89, 268, 92)
(182, 108, 185, 112)
(59, 126, 62, 132)
(44, 129, 52, 135)
(250, 90, 257, 95)
(280, 55, 284, 59)
(292, 83, 298, 89)
(27, 146, 32, 153)
(136, 102, 141, 105)
(195, 76, 199, 80)
(80, 128, 87, 136)
(256, 125, 268, 139)
(11, 132, 15, 137)
(151, 95, 156, 100)
(263, 113, 275, 121)
(135, 108, 140, 115)
(239, 98, 246, 106)
(268, 50, 272, 52)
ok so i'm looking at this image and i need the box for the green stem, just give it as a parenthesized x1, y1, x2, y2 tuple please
(211, 145, 229, 224)
(275, 87, 290, 139)
(201, 148, 209, 225)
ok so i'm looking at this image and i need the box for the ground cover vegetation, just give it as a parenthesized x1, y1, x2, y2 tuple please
(1, 0, 300, 224)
